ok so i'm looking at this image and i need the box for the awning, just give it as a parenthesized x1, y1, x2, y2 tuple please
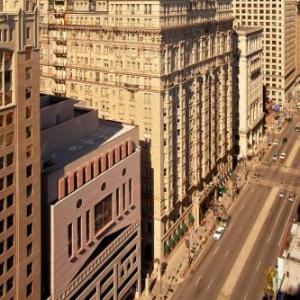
(169, 237, 175, 247)
(182, 223, 188, 232)
(164, 243, 170, 254)
(188, 212, 195, 224)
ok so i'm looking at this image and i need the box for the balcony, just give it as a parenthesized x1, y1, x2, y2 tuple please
(53, 9, 65, 18)
(53, 48, 67, 58)
(124, 83, 139, 92)
(54, 36, 67, 45)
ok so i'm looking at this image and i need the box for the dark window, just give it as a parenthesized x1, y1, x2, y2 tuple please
(0, 199, 3, 211)
(129, 179, 132, 205)
(122, 183, 126, 210)
(116, 188, 119, 216)
(0, 220, 4, 233)
(26, 262, 32, 276)
(0, 157, 3, 169)
(0, 241, 3, 254)
(0, 284, 2, 297)
(6, 194, 13, 207)
(6, 256, 14, 271)
(27, 243, 32, 256)
(0, 263, 3, 275)
(27, 223, 32, 236)
(86, 210, 90, 242)
(26, 126, 32, 138)
(6, 277, 13, 292)
(26, 282, 32, 297)
(6, 173, 13, 187)
(7, 235, 14, 249)
(67, 223, 72, 257)
(26, 107, 32, 119)
(6, 112, 13, 125)
(94, 194, 112, 235)
(25, 67, 31, 80)
(7, 214, 13, 228)
(25, 87, 32, 99)
(26, 184, 32, 197)
(26, 203, 32, 217)
(0, 178, 4, 190)
(77, 217, 81, 250)
(26, 27, 30, 39)
(26, 165, 32, 178)
(6, 153, 13, 166)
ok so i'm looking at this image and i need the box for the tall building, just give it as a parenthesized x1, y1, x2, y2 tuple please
(233, 27, 264, 158)
(39, 0, 234, 266)
(40, 95, 141, 299)
(296, 1, 300, 83)
(0, 1, 41, 299)
(233, 0, 297, 106)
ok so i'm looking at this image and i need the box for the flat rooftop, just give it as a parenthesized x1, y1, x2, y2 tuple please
(235, 26, 263, 35)
(42, 118, 135, 174)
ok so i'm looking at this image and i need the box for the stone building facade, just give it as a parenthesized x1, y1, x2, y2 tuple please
(296, 0, 300, 84)
(0, 1, 41, 299)
(233, 27, 264, 158)
(41, 95, 141, 300)
(233, 0, 297, 106)
(39, 0, 234, 264)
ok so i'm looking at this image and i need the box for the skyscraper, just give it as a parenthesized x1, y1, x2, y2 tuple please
(0, 0, 41, 299)
(233, 0, 297, 106)
(39, 0, 234, 266)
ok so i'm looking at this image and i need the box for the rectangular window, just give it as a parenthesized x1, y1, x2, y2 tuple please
(25, 67, 32, 80)
(26, 262, 32, 276)
(7, 235, 14, 249)
(7, 215, 13, 228)
(122, 183, 126, 210)
(26, 203, 32, 217)
(6, 173, 13, 187)
(26, 282, 32, 297)
(26, 145, 33, 158)
(129, 179, 132, 205)
(26, 165, 32, 178)
(26, 126, 32, 138)
(77, 217, 81, 250)
(6, 277, 13, 292)
(6, 194, 13, 207)
(0, 157, 3, 169)
(68, 223, 72, 257)
(25, 87, 32, 99)
(86, 210, 90, 242)
(26, 223, 32, 237)
(116, 188, 119, 216)
(26, 184, 32, 197)
(94, 194, 112, 234)
(7, 256, 14, 271)
(6, 152, 13, 166)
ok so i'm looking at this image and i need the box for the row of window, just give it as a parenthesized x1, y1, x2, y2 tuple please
(67, 178, 133, 258)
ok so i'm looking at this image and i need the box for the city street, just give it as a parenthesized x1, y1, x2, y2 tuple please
(171, 113, 300, 300)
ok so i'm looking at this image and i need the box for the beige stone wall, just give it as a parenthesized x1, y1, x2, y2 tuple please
(39, 0, 234, 261)
(296, 1, 300, 79)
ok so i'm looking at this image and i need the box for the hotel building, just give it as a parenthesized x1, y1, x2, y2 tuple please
(39, 0, 234, 264)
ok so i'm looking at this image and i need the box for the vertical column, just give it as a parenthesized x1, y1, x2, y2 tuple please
(220, 66, 226, 157)
(210, 71, 216, 168)
(101, 155, 107, 172)
(58, 178, 65, 200)
(68, 173, 74, 194)
(201, 74, 208, 178)
(113, 264, 118, 300)
(86, 163, 91, 181)
(93, 159, 99, 177)
(77, 167, 83, 187)
(115, 145, 120, 163)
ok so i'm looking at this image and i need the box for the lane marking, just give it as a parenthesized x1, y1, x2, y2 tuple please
(206, 279, 213, 290)
(243, 293, 248, 300)
(278, 201, 297, 246)
(267, 198, 286, 243)
(286, 140, 300, 167)
(228, 224, 233, 231)
(218, 187, 279, 299)
(213, 245, 220, 255)
(224, 250, 230, 258)
(256, 260, 261, 271)
(195, 275, 202, 286)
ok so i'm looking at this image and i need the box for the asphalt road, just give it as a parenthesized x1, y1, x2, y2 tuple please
(171, 114, 300, 300)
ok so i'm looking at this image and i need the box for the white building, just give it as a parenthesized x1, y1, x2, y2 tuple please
(233, 0, 297, 107)
(233, 27, 264, 158)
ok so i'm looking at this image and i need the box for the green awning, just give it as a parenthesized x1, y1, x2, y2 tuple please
(182, 223, 188, 231)
(164, 243, 170, 253)
(188, 213, 195, 223)
(173, 233, 179, 242)
(169, 237, 175, 247)
(178, 227, 183, 236)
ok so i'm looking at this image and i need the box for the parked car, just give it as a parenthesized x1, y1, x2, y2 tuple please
(278, 190, 286, 198)
(288, 192, 296, 202)
(280, 152, 286, 160)
(273, 139, 279, 145)
(283, 137, 288, 144)
(272, 154, 279, 161)
(213, 226, 225, 240)
(220, 215, 231, 228)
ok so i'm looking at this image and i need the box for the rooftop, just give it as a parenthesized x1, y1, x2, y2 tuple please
(235, 26, 263, 35)
(41, 96, 135, 174)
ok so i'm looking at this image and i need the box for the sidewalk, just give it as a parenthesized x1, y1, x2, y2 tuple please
(139, 179, 246, 300)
